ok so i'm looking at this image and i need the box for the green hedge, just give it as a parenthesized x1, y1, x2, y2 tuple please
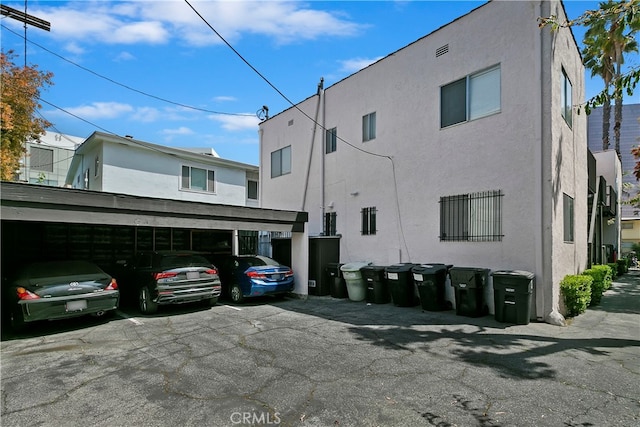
(616, 258, 628, 275)
(582, 265, 612, 306)
(607, 263, 619, 278)
(560, 274, 592, 317)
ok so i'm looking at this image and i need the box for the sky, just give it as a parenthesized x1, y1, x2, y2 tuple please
(1, 0, 634, 166)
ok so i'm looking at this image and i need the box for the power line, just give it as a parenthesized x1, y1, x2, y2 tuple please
(183, 0, 410, 259)
(1, 24, 254, 117)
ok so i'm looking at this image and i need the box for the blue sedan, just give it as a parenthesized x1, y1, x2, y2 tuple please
(213, 255, 294, 303)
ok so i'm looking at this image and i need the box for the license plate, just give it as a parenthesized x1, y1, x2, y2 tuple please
(66, 300, 87, 312)
(186, 271, 200, 279)
(387, 272, 398, 280)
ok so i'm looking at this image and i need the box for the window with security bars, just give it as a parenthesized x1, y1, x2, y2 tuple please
(30, 147, 53, 172)
(361, 207, 377, 235)
(324, 212, 337, 236)
(439, 190, 503, 241)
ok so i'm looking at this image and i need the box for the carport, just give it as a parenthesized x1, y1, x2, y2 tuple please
(0, 181, 309, 295)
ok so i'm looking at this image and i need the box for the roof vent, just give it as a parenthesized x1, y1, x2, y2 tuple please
(436, 44, 449, 57)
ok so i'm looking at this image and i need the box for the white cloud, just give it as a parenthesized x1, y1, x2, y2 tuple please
(210, 114, 260, 131)
(114, 51, 136, 62)
(62, 102, 134, 120)
(214, 96, 237, 103)
(23, 1, 363, 47)
(339, 56, 384, 74)
(161, 127, 194, 136)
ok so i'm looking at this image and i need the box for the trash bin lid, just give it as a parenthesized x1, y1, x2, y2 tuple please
(361, 265, 387, 272)
(491, 270, 534, 279)
(340, 261, 372, 272)
(385, 263, 417, 273)
(412, 264, 447, 274)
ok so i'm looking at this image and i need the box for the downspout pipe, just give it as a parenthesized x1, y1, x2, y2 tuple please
(301, 78, 324, 212)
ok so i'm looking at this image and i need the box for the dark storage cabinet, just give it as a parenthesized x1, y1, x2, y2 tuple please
(385, 263, 419, 307)
(492, 270, 534, 325)
(413, 264, 452, 311)
(450, 267, 489, 317)
(361, 266, 390, 304)
(327, 262, 347, 298)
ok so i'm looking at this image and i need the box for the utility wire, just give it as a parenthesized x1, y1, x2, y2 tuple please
(2, 24, 254, 117)
(183, 0, 410, 259)
(183, 0, 389, 160)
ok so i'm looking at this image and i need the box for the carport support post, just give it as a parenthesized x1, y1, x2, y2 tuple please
(232, 229, 239, 255)
(290, 227, 309, 298)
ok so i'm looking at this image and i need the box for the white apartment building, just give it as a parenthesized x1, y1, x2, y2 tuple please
(259, 0, 588, 324)
(16, 131, 83, 186)
(65, 131, 259, 208)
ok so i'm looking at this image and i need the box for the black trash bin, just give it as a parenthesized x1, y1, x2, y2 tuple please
(327, 263, 347, 298)
(361, 265, 390, 304)
(385, 263, 419, 307)
(413, 263, 452, 311)
(492, 270, 535, 325)
(449, 267, 489, 317)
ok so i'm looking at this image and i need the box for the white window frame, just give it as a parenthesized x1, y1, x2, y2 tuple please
(441, 65, 501, 128)
(563, 193, 574, 242)
(271, 146, 291, 178)
(362, 112, 376, 142)
(181, 165, 215, 193)
(326, 127, 337, 153)
(247, 179, 258, 200)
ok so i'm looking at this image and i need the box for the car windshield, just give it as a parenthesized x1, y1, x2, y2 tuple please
(160, 254, 211, 269)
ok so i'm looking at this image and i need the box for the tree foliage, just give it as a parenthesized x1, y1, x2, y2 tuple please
(538, 0, 640, 115)
(1, 50, 54, 181)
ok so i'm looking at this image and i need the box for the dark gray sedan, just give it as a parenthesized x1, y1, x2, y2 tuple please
(2, 260, 120, 331)
(116, 251, 222, 314)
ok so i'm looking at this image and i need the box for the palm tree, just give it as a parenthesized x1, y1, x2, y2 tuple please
(583, 0, 639, 155)
(582, 23, 613, 151)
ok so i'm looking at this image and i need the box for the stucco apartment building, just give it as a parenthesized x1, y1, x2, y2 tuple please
(588, 103, 640, 255)
(259, 0, 588, 324)
(16, 130, 83, 186)
(65, 131, 259, 208)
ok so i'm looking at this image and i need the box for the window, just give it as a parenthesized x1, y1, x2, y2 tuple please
(362, 112, 376, 141)
(440, 190, 503, 242)
(247, 179, 258, 200)
(563, 193, 574, 242)
(622, 222, 634, 230)
(30, 147, 53, 172)
(181, 166, 215, 192)
(271, 146, 291, 178)
(83, 169, 90, 190)
(94, 155, 100, 177)
(361, 207, 377, 235)
(326, 127, 337, 153)
(324, 212, 337, 236)
(561, 68, 573, 128)
(441, 65, 501, 128)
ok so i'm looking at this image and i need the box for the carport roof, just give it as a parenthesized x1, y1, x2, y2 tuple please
(1, 182, 307, 233)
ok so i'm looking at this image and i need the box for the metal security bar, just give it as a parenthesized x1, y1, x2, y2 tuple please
(440, 190, 503, 242)
(324, 212, 337, 236)
(361, 207, 377, 235)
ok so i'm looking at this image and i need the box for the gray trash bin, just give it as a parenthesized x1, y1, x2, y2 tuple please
(340, 262, 371, 302)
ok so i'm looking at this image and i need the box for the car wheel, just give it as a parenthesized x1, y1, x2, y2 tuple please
(230, 284, 244, 304)
(139, 287, 158, 314)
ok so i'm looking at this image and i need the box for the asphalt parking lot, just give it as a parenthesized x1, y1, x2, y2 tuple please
(1, 273, 639, 427)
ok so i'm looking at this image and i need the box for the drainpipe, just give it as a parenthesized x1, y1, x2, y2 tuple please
(301, 78, 324, 212)
(321, 79, 326, 232)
